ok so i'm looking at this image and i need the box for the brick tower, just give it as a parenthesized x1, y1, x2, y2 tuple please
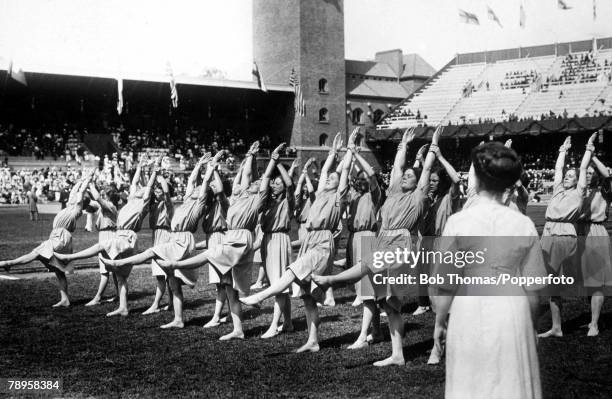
(253, 0, 346, 158)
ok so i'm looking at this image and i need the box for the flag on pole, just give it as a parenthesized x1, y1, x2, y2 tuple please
(116, 78, 123, 115)
(7, 60, 27, 86)
(487, 6, 503, 28)
(166, 63, 178, 108)
(519, 3, 526, 28)
(593, 0, 597, 20)
(289, 68, 305, 117)
(557, 0, 571, 10)
(458, 9, 480, 25)
(252, 61, 268, 93)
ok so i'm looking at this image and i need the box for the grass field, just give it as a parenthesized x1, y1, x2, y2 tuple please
(1, 206, 612, 398)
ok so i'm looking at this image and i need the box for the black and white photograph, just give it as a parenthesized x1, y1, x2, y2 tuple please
(1, 0, 612, 398)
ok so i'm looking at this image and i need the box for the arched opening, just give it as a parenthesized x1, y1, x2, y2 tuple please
(318, 78, 328, 93)
(352, 108, 363, 125)
(319, 133, 328, 146)
(319, 108, 329, 122)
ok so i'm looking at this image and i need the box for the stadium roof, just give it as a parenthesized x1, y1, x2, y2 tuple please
(346, 78, 409, 99)
(401, 54, 437, 78)
(0, 58, 293, 93)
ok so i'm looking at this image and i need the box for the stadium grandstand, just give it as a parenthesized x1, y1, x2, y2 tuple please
(377, 37, 612, 129)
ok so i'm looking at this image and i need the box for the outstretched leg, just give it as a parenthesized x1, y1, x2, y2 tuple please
(101, 249, 156, 268)
(241, 270, 297, 306)
(55, 244, 104, 263)
(0, 251, 40, 268)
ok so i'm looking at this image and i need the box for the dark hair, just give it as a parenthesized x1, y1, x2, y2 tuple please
(471, 142, 522, 193)
(404, 167, 422, 183)
(105, 188, 120, 207)
(588, 163, 602, 188)
(430, 166, 451, 195)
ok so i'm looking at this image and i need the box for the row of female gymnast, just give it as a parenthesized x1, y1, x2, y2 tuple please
(2, 128, 611, 399)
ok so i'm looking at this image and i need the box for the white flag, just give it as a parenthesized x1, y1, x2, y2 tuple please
(116, 78, 123, 115)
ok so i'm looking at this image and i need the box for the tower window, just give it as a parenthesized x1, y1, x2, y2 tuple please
(319, 108, 329, 123)
(319, 133, 328, 146)
(373, 109, 384, 124)
(352, 108, 364, 125)
(318, 78, 329, 93)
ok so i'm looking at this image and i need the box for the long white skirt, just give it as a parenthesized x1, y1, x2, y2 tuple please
(446, 296, 542, 399)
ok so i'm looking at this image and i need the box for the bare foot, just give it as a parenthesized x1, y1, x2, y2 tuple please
(412, 306, 431, 316)
(0, 261, 10, 272)
(106, 308, 129, 317)
(261, 327, 279, 339)
(84, 298, 101, 307)
(203, 317, 223, 328)
(538, 329, 563, 338)
(161, 304, 173, 311)
(366, 333, 384, 344)
(105, 296, 118, 303)
(160, 320, 184, 329)
(324, 299, 336, 307)
(219, 330, 244, 341)
(351, 297, 363, 307)
(142, 306, 161, 315)
(347, 340, 368, 350)
(296, 342, 320, 353)
(52, 299, 70, 308)
(427, 344, 444, 365)
(587, 324, 599, 337)
(373, 356, 405, 367)
(277, 322, 294, 333)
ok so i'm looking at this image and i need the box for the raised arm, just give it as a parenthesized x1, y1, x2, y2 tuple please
(338, 143, 353, 196)
(578, 133, 597, 192)
(241, 141, 260, 191)
(143, 157, 162, 200)
(317, 132, 342, 194)
(88, 182, 113, 212)
(232, 159, 246, 194)
(390, 127, 416, 191)
(417, 126, 440, 193)
(185, 154, 208, 198)
(413, 144, 428, 169)
(261, 143, 286, 192)
(432, 143, 461, 196)
(295, 157, 315, 197)
(130, 156, 147, 196)
(288, 156, 300, 180)
(591, 131, 610, 179)
(554, 136, 571, 187)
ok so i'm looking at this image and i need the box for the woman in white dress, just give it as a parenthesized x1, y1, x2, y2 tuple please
(430, 142, 548, 399)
